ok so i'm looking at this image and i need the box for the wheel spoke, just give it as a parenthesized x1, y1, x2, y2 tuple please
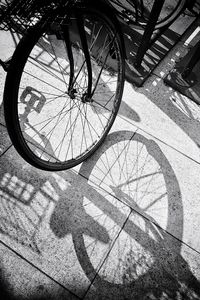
(8, 8, 124, 170)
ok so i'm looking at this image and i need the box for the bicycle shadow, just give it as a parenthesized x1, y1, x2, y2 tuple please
(0, 130, 199, 298)
(0, 149, 87, 299)
(50, 130, 200, 299)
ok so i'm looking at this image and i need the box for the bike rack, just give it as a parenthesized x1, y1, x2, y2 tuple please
(134, 0, 165, 67)
(0, 0, 199, 85)
(164, 28, 200, 105)
(120, 0, 199, 86)
(180, 40, 200, 79)
(134, 0, 198, 69)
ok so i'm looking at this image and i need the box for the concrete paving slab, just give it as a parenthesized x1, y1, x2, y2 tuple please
(84, 210, 200, 300)
(1, 50, 200, 298)
(0, 8, 200, 300)
(79, 123, 200, 252)
(0, 241, 79, 300)
(0, 140, 131, 298)
(121, 76, 200, 163)
(132, 127, 200, 254)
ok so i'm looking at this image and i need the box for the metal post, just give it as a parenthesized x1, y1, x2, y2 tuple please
(181, 39, 200, 79)
(134, 0, 165, 67)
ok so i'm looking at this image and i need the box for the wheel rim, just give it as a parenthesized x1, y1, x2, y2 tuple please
(14, 12, 124, 170)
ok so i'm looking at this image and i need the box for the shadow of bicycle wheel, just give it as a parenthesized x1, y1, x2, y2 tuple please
(49, 130, 200, 299)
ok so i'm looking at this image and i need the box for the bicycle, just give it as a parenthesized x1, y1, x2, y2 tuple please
(1, 0, 125, 170)
(0, 0, 195, 171)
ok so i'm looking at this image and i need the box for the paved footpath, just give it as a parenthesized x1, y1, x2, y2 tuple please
(1, 14, 200, 300)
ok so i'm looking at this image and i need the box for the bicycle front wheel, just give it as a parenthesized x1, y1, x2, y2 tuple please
(4, 6, 125, 170)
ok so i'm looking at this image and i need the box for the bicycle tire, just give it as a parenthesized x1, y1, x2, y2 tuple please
(3, 4, 125, 171)
(144, 0, 187, 29)
(110, 0, 187, 29)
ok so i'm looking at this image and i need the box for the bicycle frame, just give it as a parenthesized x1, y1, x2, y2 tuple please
(0, 0, 193, 73)
(60, 0, 123, 102)
(71, 12, 93, 102)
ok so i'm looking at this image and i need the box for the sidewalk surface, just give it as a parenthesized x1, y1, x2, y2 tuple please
(1, 7, 200, 300)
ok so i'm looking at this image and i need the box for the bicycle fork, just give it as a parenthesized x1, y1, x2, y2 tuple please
(62, 13, 93, 103)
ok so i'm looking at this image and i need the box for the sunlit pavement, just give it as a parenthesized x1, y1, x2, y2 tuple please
(1, 15, 200, 300)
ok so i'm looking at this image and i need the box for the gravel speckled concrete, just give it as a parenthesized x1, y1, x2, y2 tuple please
(1, 8, 200, 300)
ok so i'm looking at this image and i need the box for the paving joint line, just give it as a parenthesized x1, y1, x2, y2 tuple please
(0, 238, 82, 300)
